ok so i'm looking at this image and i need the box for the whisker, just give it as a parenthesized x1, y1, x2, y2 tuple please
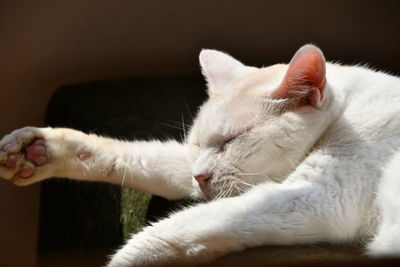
(236, 168, 271, 176)
(232, 181, 243, 195)
(225, 182, 234, 198)
(182, 96, 194, 120)
(234, 179, 255, 188)
(166, 119, 191, 132)
(181, 114, 187, 142)
(217, 179, 230, 199)
(159, 122, 185, 131)
(220, 181, 230, 199)
(214, 180, 226, 200)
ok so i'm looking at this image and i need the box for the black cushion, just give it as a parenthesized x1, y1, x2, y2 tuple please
(40, 76, 207, 250)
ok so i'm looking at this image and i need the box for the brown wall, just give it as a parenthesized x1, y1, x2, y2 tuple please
(0, 0, 399, 266)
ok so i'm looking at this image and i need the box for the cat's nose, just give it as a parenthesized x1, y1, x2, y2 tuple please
(194, 173, 212, 190)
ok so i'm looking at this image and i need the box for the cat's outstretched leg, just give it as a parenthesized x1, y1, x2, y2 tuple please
(108, 178, 355, 266)
(0, 127, 194, 199)
(367, 152, 400, 257)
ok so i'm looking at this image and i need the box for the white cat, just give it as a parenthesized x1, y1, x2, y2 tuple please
(1, 44, 400, 266)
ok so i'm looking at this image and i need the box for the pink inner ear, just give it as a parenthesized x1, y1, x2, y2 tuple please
(274, 45, 326, 106)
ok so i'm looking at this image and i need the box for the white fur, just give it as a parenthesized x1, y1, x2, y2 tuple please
(1, 45, 400, 266)
(199, 49, 256, 93)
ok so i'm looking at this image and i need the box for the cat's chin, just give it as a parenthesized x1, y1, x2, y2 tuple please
(191, 188, 208, 200)
(192, 188, 218, 200)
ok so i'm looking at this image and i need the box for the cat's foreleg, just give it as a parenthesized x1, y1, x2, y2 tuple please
(108, 180, 351, 266)
(0, 127, 194, 199)
(367, 152, 400, 257)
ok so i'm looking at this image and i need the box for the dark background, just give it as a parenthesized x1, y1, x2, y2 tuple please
(0, 0, 399, 265)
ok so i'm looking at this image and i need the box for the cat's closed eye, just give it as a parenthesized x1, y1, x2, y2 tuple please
(201, 134, 236, 151)
(221, 133, 242, 151)
(220, 127, 255, 151)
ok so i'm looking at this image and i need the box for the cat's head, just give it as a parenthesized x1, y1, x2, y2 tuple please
(188, 44, 332, 199)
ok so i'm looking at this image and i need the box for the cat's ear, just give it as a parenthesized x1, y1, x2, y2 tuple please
(199, 49, 255, 93)
(273, 44, 327, 107)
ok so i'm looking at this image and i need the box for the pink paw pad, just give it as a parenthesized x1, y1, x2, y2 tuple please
(21, 168, 34, 178)
(26, 139, 48, 166)
(5, 156, 17, 168)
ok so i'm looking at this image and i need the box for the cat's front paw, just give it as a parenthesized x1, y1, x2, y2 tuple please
(108, 210, 236, 267)
(108, 227, 210, 267)
(108, 231, 177, 267)
(0, 127, 51, 185)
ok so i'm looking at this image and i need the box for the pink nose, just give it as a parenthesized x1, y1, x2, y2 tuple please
(194, 173, 212, 190)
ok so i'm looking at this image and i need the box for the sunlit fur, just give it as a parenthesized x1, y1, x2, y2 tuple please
(1, 45, 400, 266)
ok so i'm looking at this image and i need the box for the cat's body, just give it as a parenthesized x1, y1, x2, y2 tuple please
(1, 45, 400, 266)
